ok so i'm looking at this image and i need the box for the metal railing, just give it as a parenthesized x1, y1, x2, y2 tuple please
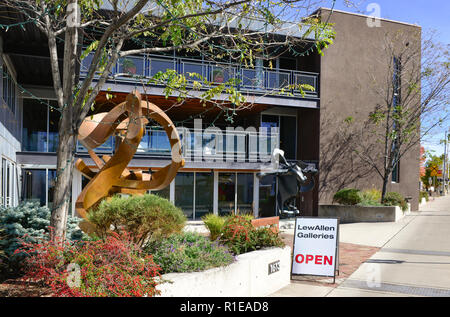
(80, 53, 319, 98)
(76, 126, 280, 163)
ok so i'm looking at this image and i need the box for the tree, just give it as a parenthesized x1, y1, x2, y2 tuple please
(1, 0, 337, 240)
(349, 30, 450, 201)
(421, 153, 444, 191)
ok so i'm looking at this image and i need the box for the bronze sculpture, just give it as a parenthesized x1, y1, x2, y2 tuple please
(75, 91, 184, 233)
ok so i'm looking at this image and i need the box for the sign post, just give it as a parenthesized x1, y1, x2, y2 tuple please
(291, 217, 339, 283)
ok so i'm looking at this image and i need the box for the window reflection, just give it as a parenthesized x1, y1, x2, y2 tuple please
(175, 172, 194, 219)
(22, 99, 48, 152)
(259, 175, 277, 218)
(195, 172, 213, 219)
(22, 99, 60, 152)
(218, 173, 235, 216)
(236, 173, 253, 215)
(23, 169, 46, 206)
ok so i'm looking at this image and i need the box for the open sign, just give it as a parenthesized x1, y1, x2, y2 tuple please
(291, 217, 339, 280)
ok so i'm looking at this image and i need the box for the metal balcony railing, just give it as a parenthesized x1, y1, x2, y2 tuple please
(76, 126, 280, 163)
(80, 53, 319, 98)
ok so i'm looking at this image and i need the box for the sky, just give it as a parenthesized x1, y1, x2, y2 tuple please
(328, 0, 450, 157)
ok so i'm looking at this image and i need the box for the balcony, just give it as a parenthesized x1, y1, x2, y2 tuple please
(80, 53, 319, 99)
(76, 126, 280, 163)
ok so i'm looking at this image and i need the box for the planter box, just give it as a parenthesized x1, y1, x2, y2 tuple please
(156, 246, 291, 297)
(318, 204, 405, 223)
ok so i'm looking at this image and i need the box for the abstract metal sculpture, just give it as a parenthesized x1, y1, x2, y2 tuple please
(75, 91, 184, 232)
(257, 149, 317, 218)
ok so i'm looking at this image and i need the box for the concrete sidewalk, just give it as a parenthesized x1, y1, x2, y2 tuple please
(269, 195, 450, 297)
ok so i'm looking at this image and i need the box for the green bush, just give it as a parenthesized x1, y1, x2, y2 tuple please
(359, 188, 383, 206)
(144, 232, 235, 274)
(382, 192, 408, 211)
(333, 188, 362, 205)
(419, 191, 429, 202)
(0, 202, 84, 279)
(202, 214, 227, 241)
(87, 194, 186, 246)
(220, 215, 284, 255)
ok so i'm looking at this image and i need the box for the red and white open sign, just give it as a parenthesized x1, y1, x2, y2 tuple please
(291, 217, 339, 279)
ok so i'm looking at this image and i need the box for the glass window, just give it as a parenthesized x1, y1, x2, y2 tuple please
(218, 173, 235, 216)
(195, 172, 214, 219)
(47, 170, 57, 210)
(175, 172, 194, 219)
(23, 169, 47, 206)
(152, 184, 170, 201)
(236, 173, 253, 215)
(259, 174, 277, 218)
(22, 99, 50, 152)
(280, 116, 297, 160)
(22, 98, 60, 153)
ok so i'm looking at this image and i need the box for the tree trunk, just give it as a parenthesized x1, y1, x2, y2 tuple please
(381, 173, 389, 202)
(50, 112, 77, 241)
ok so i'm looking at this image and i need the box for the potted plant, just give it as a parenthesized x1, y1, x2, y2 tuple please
(121, 58, 137, 75)
(212, 68, 225, 83)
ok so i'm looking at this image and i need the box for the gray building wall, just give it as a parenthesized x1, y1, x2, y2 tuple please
(317, 9, 421, 210)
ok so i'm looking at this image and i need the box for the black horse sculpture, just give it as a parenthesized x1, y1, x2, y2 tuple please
(257, 149, 318, 218)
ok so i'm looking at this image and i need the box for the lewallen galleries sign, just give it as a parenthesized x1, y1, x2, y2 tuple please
(291, 217, 339, 279)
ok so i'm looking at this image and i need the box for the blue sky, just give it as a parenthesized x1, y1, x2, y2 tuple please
(329, 0, 450, 157)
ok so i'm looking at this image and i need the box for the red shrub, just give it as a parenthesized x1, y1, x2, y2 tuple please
(16, 231, 161, 297)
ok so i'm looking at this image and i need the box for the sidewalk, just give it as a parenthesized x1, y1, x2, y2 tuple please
(269, 196, 450, 297)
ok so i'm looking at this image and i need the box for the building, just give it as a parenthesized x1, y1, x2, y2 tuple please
(0, 7, 421, 220)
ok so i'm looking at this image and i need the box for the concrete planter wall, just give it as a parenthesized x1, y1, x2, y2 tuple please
(319, 204, 406, 223)
(156, 246, 291, 297)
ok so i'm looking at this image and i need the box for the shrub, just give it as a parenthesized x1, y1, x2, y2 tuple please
(0, 202, 84, 278)
(87, 194, 186, 246)
(220, 215, 284, 255)
(333, 188, 362, 205)
(144, 232, 235, 274)
(382, 192, 408, 211)
(359, 188, 383, 206)
(419, 191, 429, 202)
(202, 214, 227, 241)
(17, 231, 161, 297)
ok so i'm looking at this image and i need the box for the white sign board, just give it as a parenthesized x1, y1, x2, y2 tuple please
(291, 217, 339, 278)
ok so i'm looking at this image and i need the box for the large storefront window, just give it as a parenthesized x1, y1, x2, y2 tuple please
(152, 185, 170, 200)
(218, 172, 255, 216)
(175, 172, 194, 219)
(195, 172, 214, 219)
(259, 174, 277, 217)
(236, 173, 253, 215)
(22, 99, 59, 152)
(23, 168, 57, 207)
(23, 169, 47, 206)
(218, 173, 235, 216)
